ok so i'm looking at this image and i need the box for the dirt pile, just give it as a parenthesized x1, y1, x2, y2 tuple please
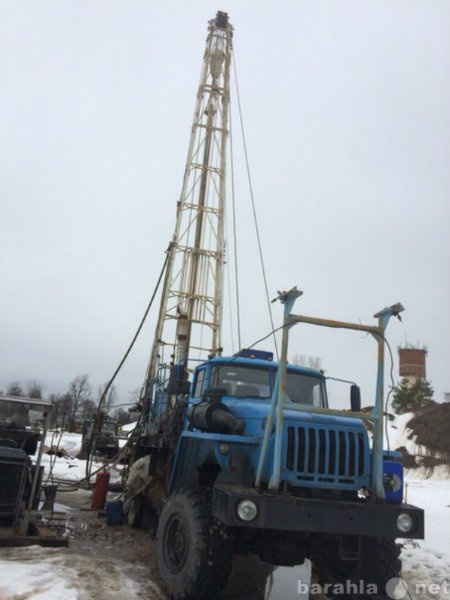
(406, 403, 450, 462)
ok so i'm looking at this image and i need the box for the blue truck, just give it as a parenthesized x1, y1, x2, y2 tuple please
(126, 288, 424, 599)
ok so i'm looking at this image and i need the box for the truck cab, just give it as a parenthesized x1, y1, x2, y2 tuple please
(80, 416, 119, 460)
(171, 354, 372, 497)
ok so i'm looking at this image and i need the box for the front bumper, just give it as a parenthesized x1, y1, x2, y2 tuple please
(212, 484, 424, 539)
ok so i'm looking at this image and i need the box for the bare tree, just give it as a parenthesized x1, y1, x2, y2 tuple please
(97, 383, 119, 416)
(6, 381, 24, 396)
(48, 393, 59, 427)
(79, 397, 97, 422)
(291, 354, 323, 371)
(49, 392, 73, 429)
(68, 375, 92, 432)
(27, 380, 44, 399)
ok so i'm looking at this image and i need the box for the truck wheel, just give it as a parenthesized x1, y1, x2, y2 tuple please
(315, 536, 401, 599)
(157, 487, 231, 600)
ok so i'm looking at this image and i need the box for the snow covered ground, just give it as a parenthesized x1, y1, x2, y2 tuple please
(39, 430, 123, 486)
(0, 544, 161, 600)
(400, 478, 450, 600)
(385, 414, 450, 600)
(0, 426, 448, 599)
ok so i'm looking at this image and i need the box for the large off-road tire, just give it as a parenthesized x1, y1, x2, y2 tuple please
(315, 536, 401, 599)
(156, 487, 232, 600)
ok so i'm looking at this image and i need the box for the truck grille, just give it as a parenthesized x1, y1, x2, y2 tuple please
(285, 425, 366, 486)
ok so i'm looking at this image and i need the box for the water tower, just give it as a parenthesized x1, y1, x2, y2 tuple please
(398, 344, 427, 384)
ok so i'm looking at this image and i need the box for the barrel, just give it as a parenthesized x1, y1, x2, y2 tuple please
(106, 500, 124, 525)
(91, 470, 110, 509)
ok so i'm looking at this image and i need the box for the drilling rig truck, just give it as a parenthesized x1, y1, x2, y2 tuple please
(124, 12, 424, 600)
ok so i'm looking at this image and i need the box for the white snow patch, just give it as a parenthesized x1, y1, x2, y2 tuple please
(0, 547, 80, 600)
(44, 430, 83, 458)
(383, 412, 433, 460)
(120, 421, 138, 433)
(38, 431, 123, 485)
(0, 545, 161, 600)
(400, 478, 450, 600)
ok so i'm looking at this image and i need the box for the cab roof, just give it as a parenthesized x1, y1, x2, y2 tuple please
(197, 355, 325, 379)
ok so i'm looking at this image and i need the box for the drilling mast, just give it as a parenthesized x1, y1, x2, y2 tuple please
(141, 12, 233, 420)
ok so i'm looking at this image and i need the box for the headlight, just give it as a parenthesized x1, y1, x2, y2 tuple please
(397, 512, 413, 533)
(236, 499, 258, 522)
(219, 443, 230, 455)
(383, 472, 402, 493)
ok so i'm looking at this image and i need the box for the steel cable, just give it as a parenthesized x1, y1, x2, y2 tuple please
(232, 53, 279, 360)
(84, 252, 169, 480)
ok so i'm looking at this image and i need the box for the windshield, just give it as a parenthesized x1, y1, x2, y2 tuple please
(209, 364, 325, 406)
(102, 422, 116, 433)
(285, 371, 324, 407)
(210, 365, 271, 399)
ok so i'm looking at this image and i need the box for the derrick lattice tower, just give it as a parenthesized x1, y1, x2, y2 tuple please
(142, 12, 233, 406)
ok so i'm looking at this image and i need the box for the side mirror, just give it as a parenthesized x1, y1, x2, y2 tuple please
(350, 385, 361, 412)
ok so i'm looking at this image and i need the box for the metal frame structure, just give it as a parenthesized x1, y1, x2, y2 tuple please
(0, 395, 53, 513)
(255, 288, 404, 498)
(142, 12, 233, 409)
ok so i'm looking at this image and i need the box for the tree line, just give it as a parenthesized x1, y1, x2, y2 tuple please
(1, 375, 135, 431)
(3, 369, 447, 428)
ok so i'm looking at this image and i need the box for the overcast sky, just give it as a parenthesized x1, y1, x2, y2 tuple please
(1, 1, 449, 410)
